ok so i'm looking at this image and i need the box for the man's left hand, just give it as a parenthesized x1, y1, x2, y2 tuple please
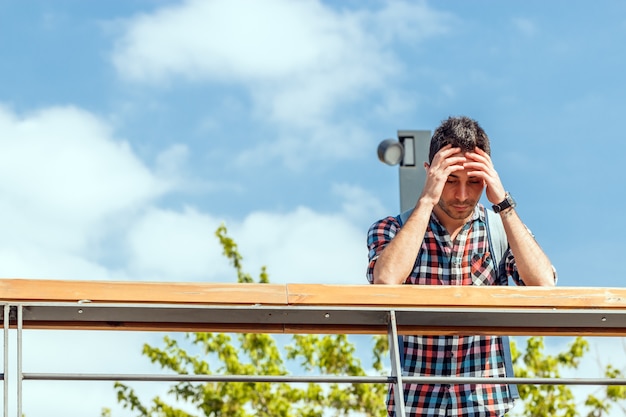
(462, 147, 506, 204)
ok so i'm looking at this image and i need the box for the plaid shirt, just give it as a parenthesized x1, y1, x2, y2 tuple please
(367, 204, 520, 417)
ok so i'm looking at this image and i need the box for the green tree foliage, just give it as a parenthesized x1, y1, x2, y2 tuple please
(509, 336, 626, 417)
(103, 225, 625, 416)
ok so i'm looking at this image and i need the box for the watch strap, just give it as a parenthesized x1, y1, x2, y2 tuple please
(492, 192, 516, 213)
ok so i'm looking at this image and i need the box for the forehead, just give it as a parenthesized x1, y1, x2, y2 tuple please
(448, 170, 472, 179)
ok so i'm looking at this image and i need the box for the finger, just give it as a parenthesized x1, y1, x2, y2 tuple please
(463, 161, 491, 175)
(466, 147, 494, 167)
(431, 145, 460, 163)
(445, 156, 468, 170)
(473, 146, 490, 158)
(434, 148, 468, 169)
(464, 149, 495, 173)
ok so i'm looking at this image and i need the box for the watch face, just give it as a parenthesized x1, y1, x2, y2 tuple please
(506, 195, 516, 209)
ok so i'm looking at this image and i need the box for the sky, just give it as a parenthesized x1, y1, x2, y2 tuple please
(1, 0, 626, 415)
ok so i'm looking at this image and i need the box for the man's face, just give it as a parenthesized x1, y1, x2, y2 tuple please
(436, 161, 485, 222)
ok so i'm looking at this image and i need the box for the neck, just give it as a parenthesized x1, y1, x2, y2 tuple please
(432, 205, 474, 240)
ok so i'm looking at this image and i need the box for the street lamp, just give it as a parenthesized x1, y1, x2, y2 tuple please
(377, 130, 431, 213)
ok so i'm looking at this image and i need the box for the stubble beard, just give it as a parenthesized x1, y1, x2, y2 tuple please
(437, 199, 478, 221)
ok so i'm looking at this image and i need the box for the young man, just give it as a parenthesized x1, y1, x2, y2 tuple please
(366, 116, 556, 416)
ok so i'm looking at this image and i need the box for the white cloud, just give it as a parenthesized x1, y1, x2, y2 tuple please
(0, 247, 113, 280)
(331, 182, 387, 225)
(0, 105, 164, 221)
(0, 105, 168, 278)
(231, 206, 368, 285)
(111, 0, 453, 87)
(111, 0, 397, 123)
(110, 0, 452, 164)
(126, 206, 233, 281)
(124, 184, 381, 285)
(113, 0, 350, 83)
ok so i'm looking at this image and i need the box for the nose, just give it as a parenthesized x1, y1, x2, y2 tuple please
(456, 183, 468, 201)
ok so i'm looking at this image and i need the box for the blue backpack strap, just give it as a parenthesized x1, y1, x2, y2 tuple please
(485, 209, 519, 399)
(398, 208, 413, 226)
(485, 209, 507, 284)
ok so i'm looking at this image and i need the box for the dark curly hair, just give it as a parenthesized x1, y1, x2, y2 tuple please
(428, 116, 490, 163)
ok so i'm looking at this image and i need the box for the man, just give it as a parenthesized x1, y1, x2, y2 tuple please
(366, 116, 556, 416)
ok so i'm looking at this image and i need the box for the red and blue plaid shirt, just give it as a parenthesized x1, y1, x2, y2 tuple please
(367, 204, 520, 416)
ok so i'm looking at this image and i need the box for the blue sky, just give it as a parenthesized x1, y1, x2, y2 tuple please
(2, 0, 626, 415)
(3, 0, 626, 287)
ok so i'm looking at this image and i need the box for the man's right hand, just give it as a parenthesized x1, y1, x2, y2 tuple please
(420, 144, 466, 206)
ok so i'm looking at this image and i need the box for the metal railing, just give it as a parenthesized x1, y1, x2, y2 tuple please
(2, 279, 626, 416)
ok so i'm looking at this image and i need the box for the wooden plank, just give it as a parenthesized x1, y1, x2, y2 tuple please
(0, 279, 289, 305)
(286, 284, 626, 309)
(3, 279, 626, 309)
(2, 279, 626, 308)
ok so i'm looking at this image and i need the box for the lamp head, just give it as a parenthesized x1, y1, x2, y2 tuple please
(377, 139, 404, 166)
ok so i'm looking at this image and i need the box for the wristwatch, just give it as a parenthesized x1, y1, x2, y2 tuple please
(492, 192, 516, 213)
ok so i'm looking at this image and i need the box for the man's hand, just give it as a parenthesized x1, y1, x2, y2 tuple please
(421, 145, 467, 205)
(462, 147, 506, 205)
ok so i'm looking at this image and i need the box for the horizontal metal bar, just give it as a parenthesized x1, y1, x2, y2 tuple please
(17, 302, 626, 329)
(21, 373, 626, 386)
(6, 302, 623, 336)
(23, 373, 390, 383)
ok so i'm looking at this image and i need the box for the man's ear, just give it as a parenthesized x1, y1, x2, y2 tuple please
(423, 162, 430, 171)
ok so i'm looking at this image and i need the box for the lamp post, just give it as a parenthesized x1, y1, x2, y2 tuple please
(377, 130, 431, 213)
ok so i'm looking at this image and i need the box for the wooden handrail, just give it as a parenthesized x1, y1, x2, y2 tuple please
(1, 279, 626, 335)
(1, 279, 625, 308)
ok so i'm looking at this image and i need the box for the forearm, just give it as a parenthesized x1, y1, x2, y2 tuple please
(372, 199, 434, 285)
(500, 208, 555, 286)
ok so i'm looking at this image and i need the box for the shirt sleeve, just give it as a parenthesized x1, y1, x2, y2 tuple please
(366, 216, 401, 284)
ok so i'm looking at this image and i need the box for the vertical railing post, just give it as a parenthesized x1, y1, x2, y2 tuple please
(3, 305, 9, 417)
(16, 305, 23, 417)
(388, 310, 406, 417)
